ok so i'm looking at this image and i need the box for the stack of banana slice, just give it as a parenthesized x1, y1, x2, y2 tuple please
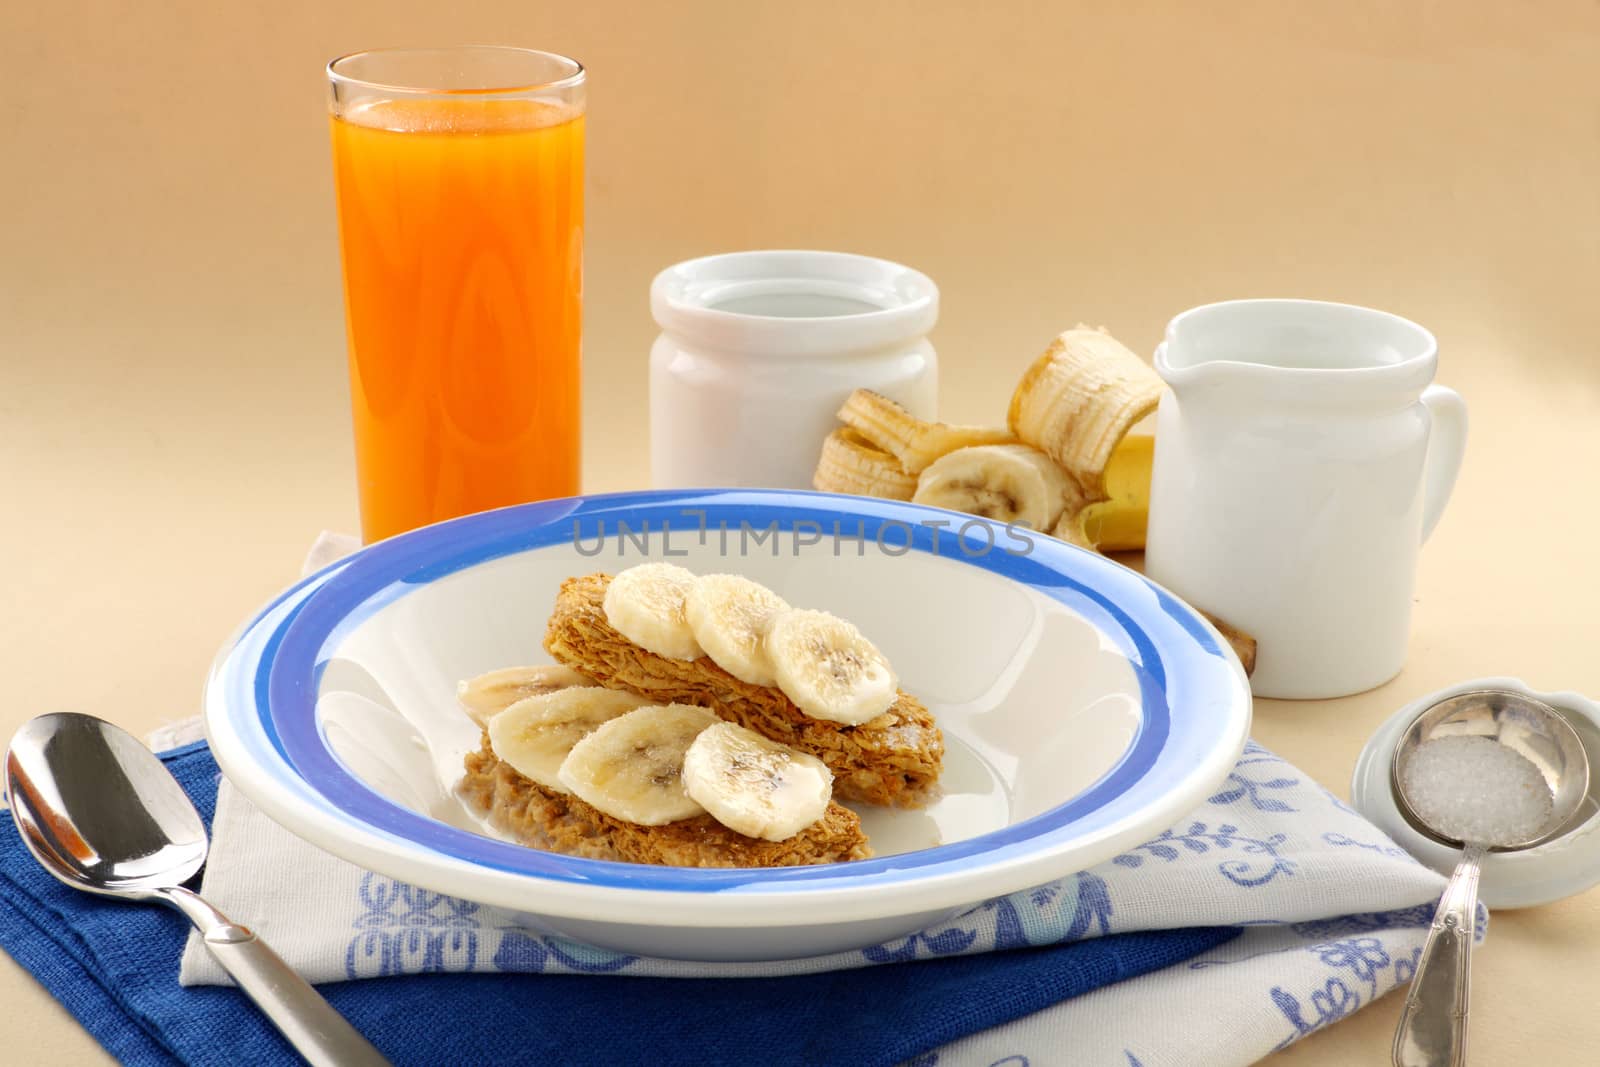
(462, 667, 836, 843)
(458, 562, 903, 845)
(604, 563, 898, 727)
(812, 324, 1160, 551)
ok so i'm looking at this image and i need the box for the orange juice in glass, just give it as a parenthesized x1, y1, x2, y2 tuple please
(327, 48, 585, 542)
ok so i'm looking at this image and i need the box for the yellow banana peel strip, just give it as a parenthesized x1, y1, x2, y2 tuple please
(1054, 433, 1153, 551)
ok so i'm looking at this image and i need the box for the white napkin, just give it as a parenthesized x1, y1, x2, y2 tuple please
(182, 533, 1468, 1066)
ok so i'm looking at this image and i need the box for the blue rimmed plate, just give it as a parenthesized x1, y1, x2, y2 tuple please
(205, 490, 1250, 960)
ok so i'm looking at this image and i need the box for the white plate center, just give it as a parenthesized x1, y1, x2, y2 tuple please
(316, 539, 1145, 856)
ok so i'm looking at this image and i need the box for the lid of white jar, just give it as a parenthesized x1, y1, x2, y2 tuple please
(651, 250, 939, 358)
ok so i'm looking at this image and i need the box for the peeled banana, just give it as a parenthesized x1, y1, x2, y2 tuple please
(602, 566, 903, 726)
(602, 563, 705, 661)
(813, 330, 1161, 551)
(767, 609, 897, 726)
(913, 443, 1083, 532)
(682, 721, 833, 841)
(1008, 326, 1163, 498)
(486, 687, 653, 791)
(557, 703, 720, 825)
(456, 664, 594, 728)
(836, 390, 1013, 474)
(685, 574, 790, 687)
(812, 427, 918, 500)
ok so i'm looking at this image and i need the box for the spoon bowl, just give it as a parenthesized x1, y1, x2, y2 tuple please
(1387, 689, 1592, 1067)
(7, 713, 208, 897)
(1391, 689, 1590, 850)
(4, 713, 388, 1067)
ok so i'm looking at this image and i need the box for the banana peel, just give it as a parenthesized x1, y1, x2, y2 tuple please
(1056, 433, 1152, 552)
(1196, 609, 1258, 676)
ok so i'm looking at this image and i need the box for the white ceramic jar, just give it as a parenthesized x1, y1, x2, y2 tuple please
(649, 250, 938, 490)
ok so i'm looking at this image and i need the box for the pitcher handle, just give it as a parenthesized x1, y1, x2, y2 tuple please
(1420, 384, 1468, 542)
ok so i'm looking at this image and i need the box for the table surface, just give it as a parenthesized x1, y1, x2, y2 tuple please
(4, 1, 1597, 1063)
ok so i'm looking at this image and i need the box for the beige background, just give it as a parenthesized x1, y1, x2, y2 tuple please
(4, 1, 1599, 1062)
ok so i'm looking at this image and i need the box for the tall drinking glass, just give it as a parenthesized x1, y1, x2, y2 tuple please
(327, 47, 585, 542)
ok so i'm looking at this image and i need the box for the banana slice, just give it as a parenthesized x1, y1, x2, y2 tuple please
(457, 664, 594, 728)
(1008, 326, 1163, 497)
(812, 427, 918, 500)
(767, 609, 897, 726)
(684, 574, 791, 686)
(682, 722, 833, 842)
(837, 390, 1014, 474)
(486, 687, 654, 791)
(557, 704, 720, 825)
(602, 562, 704, 661)
(913, 443, 1082, 531)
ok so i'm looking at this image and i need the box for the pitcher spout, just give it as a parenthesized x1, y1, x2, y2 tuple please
(1154, 299, 1440, 410)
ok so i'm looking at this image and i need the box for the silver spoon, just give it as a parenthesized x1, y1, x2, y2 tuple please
(1389, 689, 1589, 1067)
(5, 713, 389, 1067)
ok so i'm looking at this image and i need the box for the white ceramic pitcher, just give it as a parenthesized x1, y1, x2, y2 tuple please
(1144, 299, 1468, 700)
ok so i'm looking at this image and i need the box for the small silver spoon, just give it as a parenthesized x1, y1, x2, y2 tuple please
(1389, 689, 1589, 1067)
(5, 713, 389, 1067)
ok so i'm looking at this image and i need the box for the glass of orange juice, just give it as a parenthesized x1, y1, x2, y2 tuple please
(327, 47, 585, 542)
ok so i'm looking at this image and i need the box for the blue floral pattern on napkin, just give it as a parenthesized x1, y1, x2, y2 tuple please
(179, 738, 1468, 1065)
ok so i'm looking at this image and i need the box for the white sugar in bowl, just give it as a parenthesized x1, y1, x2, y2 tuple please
(649, 250, 939, 490)
(1351, 677, 1600, 908)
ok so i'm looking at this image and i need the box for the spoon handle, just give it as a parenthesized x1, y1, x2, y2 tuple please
(158, 886, 390, 1066)
(1392, 843, 1484, 1067)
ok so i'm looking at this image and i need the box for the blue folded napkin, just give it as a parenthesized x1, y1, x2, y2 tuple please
(0, 741, 1235, 1067)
